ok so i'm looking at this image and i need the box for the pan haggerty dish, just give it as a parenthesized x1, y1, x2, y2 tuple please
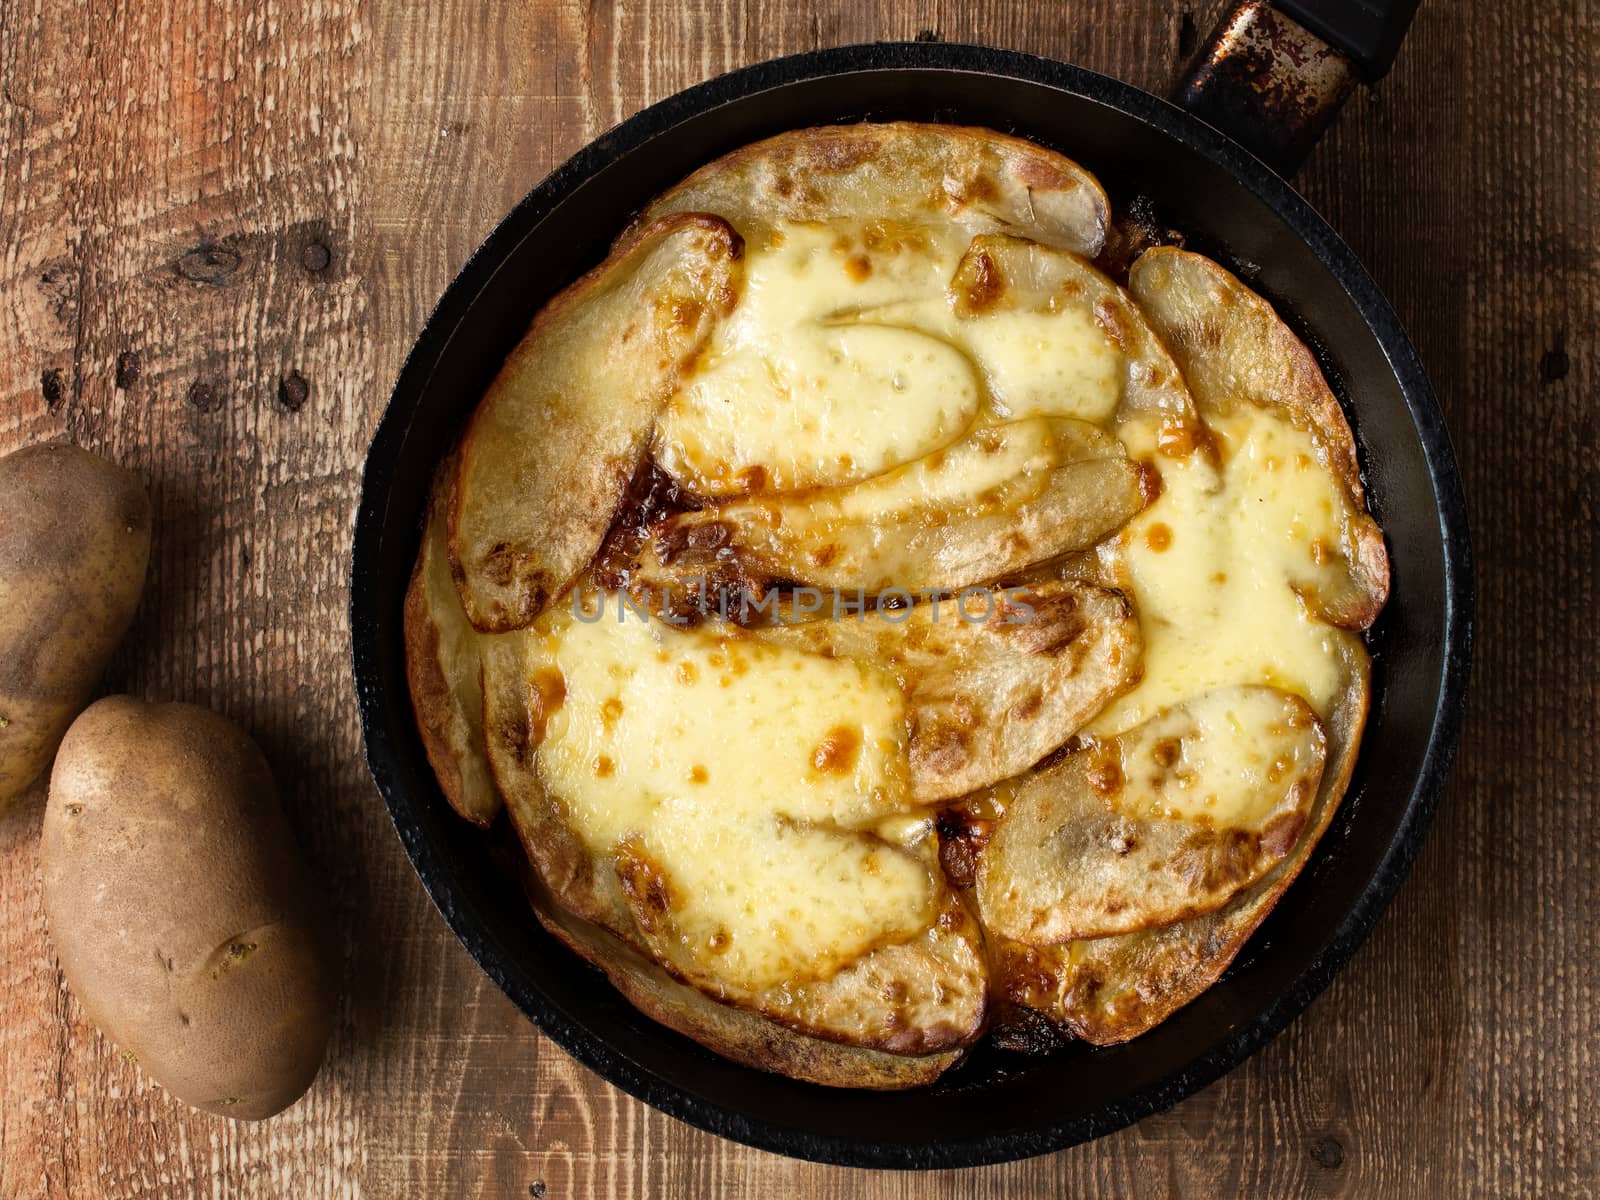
(403, 123, 1389, 1087)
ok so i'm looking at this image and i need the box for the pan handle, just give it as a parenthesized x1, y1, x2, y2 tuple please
(1173, 0, 1420, 176)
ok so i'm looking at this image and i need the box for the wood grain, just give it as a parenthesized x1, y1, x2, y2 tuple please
(0, 0, 1594, 1196)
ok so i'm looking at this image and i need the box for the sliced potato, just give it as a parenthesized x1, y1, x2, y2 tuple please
(636, 417, 1149, 599)
(526, 876, 966, 1087)
(995, 635, 1370, 1044)
(948, 234, 1199, 426)
(978, 686, 1327, 944)
(639, 122, 1111, 259)
(480, 612, 988, 1054)
(402, 462, 499, 825)
(0, 444, 151, 809)
(449, 213, 743, 632)
(754, 581, 1141, 804)
(1128, 248, 1388, 628)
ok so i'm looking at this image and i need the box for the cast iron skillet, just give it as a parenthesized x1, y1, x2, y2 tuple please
(350, 5, 1472, 1170)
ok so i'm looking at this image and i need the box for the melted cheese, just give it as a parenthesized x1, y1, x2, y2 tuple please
(655, 220, 973, 495)
(826, 416, 1061, 520)
(952, 302, 1123, 423)
(1108, 686, 1322, 828)
(1090, 409, 1359, 739)
(532, 606, 932, 989)
(654, 219, 1128, 496)
(657, 325, 980, 495)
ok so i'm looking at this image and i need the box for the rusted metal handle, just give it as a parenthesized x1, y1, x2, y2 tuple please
(1173, 0, 1418, 176)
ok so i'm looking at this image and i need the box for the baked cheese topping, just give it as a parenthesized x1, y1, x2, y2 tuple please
(654, 219, 1125, 496)
(1105, 685, 1323, 828)
(531, 606, 933, 989)
(951, 302, 1123, 424)
(1090, 408, 1362, 743)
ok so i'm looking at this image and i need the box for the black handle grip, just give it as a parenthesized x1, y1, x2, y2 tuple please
(1172, 0, 1421, 175)
(1273, 0, 1421, 81)
(1173, 2, 1357, 176)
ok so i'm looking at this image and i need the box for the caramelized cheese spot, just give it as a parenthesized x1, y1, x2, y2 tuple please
(528, 668, 566, 745)
(958, 249, 1007, 314)
(1088, 758, 1124, 797)
(812, 725, 862, 774)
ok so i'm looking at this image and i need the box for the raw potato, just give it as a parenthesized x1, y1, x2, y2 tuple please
(0, 444, 151, 810)
(449, 212, 743, 632)
(42, 697, 335, 1119)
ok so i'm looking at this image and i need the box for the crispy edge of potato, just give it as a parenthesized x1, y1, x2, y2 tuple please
(975, 686, 1328, 944)
(637, 121, 1110, 258)
(481, 628, 988, 1057)
(448, 212, 743, 633)
(753, 580, 1142, 804)
(1128, 247, 1390, 629)
(995, 636, 1371, 1044)
(636, 420, 1152, 600)
(480, 634, 624, 930)
(403, 459, 500, 826)
(524, 872, 965, 1088)
(0, 444, 152, 807)
(950, 233, 1200, 426)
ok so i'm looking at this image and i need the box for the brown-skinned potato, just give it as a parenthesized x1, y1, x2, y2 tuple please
(0, 444, 151, 810)
(42, 697, 336, 1119)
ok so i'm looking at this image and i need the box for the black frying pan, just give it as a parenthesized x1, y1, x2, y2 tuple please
(350, 0, 1472, 1169)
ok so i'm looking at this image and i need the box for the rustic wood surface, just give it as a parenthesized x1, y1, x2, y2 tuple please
(0, 0, 1593, 1195)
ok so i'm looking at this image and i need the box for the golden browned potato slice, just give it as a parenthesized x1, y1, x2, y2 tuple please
(977, 686, 1327, 944)
(638, 122, 1111, 259)
(402, 462, 500, 826)
(947, 234, 1199, 426)
(754, 581, 1141, 804)
(449, 213, 744, 632)
(635, 417, 1149, 599)
(994, 636, 1369, 1044)
(1128, 248, 1389, 629)
(479, 617, 988, 1056)
(526, 877, 965, 1088)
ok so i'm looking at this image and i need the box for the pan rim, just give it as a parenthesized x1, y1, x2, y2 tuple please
(349, 40, 1474, 1169)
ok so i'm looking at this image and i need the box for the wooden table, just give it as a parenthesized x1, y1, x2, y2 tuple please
(1, 0, 1594, 1195)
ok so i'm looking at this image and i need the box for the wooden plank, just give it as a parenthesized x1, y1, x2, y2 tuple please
(0, 0, 1594, 1196)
